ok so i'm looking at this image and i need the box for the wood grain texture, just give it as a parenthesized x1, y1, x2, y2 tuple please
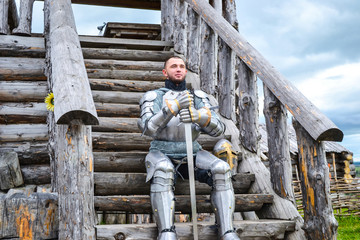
(173, 0, 188, 56)
(0, 152, 23, 190)
(12, 0, 34, 36)
(186, 7, 201, 73)
(0, 102, 47, 124)
(0, 0, 9, 34)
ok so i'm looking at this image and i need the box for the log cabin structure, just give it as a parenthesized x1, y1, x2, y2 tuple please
(0, 0, 347, 239)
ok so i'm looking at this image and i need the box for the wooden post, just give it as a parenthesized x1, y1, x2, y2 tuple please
(55, 120, 96, 239)
(0, 0, 9, 34)
(173, 0, 188, 57)
(8, 0, 18, 31)
(332, 153, 337, 182)
(186, 7, 201, 73)
(161, 0, 175, 41)
(12, 0, 34, 36)
(237, 60, 258, 152)
(184, 0, 343, 142)
(45, 0, 98, 125)
(0, 152, 24, 190)
(263, 86, 296, 205)
(199, 0, 217, 95)
(218, 0, 237, 120)
(293, 119, 338, 239)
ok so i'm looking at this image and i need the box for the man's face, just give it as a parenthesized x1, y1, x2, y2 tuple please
(162, 58, 187, 84)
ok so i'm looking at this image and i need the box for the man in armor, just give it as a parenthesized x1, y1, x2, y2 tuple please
(138, 56, 240, 240)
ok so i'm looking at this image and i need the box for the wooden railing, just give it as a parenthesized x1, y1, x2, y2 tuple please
(163, 0, 342, 239)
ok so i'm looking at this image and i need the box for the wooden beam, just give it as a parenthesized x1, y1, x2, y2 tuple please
(45, 0, 98, 125)
(184, 0, 343, 141)
(0, 0, 9, 35)
(0, 141, 49, 165)
(71, 0, 160, 10)
(173, 0, 188, 56)
(12, 0, 34, 36)
(186, 7, 200, 73)
(0, 152, 23, 190)
(8, 0, 18, 31)
(0, 102, 47, 124)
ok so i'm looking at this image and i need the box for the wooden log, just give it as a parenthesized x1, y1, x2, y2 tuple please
(0, 102, 47, 124)
(94, 194, 273, 213)
(263, 86, 295, 205)
(0, 152, 24, 190)
(21, 164, 51, 185)
(184, 0, 343, 142)
(173, 0, 188, 56)
(12, 0, 35, 36)
(94, 103, 139, 117)
(293, 119, 337, 239)
(93, 151, 147, 172)
(92, 91, 143, 104)
(8, 0, 18, 31)
(53, 120, 96, 239)
(0, 141, 49, 165)
(92, 132, 227, 151)
(96, 220, 295, 240)
(0, 57, 46, 81)
(82, 47, 173, 61)
(84, 59, 163, 71)
(94, 172, 254, 195)
(86, 69, 165, 81)
(45, 0, 98, 125)
(238, 60, 259, 152)
(71, 0, 161, 10)
(186, 7, 201, 73)
(0, 0, 9, 34)
(161, 0, 175, 41)
(0, 35, 45, 58)
(89, 78, 164, 92)
(0, 124, 48, 142)
(0, 81, 48, 102)
(0, 188, 58, 239)
(93, 117, 140, 133)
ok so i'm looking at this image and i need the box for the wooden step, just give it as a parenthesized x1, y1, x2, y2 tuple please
(89, 79, 164, 92)
(0, 102, 47, 124)
(95, 194, 273, 213)
(0, 35, 45, 58)
(96, 220, 296, 240)
(104, 22, 161, 40)
(82, 48, 173, 61)
(84, 59, 163, 71)
(92, 132, 228, 151)
(95, 103, 139, 118)
(87, 69, 165, 81)
(93, 151, 147, 172)
(0, 57, 46, 81)
(0, 81, 48, 102)
(92, 91, 143, 104)
(0, 124, 48, 142)
(94, 173, 254, 195)
(93, 117, 139, 133)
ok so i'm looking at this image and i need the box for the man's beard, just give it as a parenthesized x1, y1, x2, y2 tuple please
(168, 76, 185, 85)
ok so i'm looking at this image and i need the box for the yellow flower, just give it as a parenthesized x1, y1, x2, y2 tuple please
(45, 92, 54, 111)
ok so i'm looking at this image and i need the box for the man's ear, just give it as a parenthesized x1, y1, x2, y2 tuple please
(162, 69, 168, 77)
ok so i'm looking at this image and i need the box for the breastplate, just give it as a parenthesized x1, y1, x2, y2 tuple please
(154, 90, 200, 142)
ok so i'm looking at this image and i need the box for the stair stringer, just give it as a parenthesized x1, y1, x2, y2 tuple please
(186, 70, 306, 240)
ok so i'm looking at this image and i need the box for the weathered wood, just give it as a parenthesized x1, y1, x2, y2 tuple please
(85, 59, 163, 71)
(94, 172, 254, 196)
(0, 57, 46, 81)
(45, 0, 98, 125)
(89, 78, 164, 92)
(0, 102, 47, 124)
(0, 0, 9, 34)
(0, 35, 45, 58)
(21, 164, 51, 185)
(92, 91, 143, 104)
(93, 117, 140, 133)
(0, 81, 47, 101)
(186, 7, 201, 73)
(0, 152, 23, 190)
(263, 86, 295, 205)
(92, 132, 227, 151)
(185, 0, 343, 141)
(70, 0, 161, 10)
(161, 0, 175, 41)
(0, 141, 49, 165)
(293, 119, 338, 239)
(54, 120, 96, 239)
(96, 220, 295, 240)
(95, 194, 273, 213)
(95, 103, 139, 117)
(8, 0, 18, 31)
(12, 0, 35, 36)
(82, 47, 173, 61)
(218, 0, 237, 120)
(0, 188, 58, 239)
(93, 151, 147, 172)
(87, 69, 165, 81)
(173, 0, 188, 56)
(104, 22, 161, 40)
(238, 60, 259, 152)
(0, 124, 48, 142)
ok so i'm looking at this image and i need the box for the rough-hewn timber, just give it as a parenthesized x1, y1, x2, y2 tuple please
(186, 7, 200, 73)
(12, 0, 34, 36)
(293, 119, 338, 239)
(8, 0, 18, 31)
(185, 0, 343, 142)
(0, 152, 23, 190)
(0, 0, 9, 34)
(173, 0, 188, 56)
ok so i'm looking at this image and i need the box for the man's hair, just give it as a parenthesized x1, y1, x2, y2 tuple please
(163, 56, 187, 68)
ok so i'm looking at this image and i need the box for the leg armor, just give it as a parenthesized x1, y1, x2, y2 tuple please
(145, 151, 177, 240)
(196, 150, 240, 240)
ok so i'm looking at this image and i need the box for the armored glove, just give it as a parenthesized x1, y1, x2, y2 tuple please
(179, 106, 211, 127)
(166, 91, 193, 116)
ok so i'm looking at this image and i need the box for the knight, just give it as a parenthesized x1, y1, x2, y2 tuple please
(138, 56, 240, 240)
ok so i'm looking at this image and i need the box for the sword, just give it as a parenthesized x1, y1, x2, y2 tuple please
(184, 122, 199, 240)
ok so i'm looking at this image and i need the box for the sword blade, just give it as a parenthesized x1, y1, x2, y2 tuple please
(184, 123, 198, 240)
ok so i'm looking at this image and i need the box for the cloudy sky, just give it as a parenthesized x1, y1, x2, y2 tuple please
(27, 0, 360, 162)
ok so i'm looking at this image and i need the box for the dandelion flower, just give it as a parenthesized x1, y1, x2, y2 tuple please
(45, 92, 54, 111)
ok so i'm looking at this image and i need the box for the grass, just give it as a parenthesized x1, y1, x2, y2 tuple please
(336, 215, 360, 240)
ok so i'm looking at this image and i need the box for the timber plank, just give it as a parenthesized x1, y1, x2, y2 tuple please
(82, 48, 173, 61)
(93, 151, 147, 172)
(94, 172, 254, 195)
(87, 69, 165, 81)
(92, 132, 227, 151)
(96, 220, 295, 240)
(93, 117, 140, 133)
(0, 124, 48, 142)
(0, 57, 46, 81)
(0, 102, 47, 124)
(0, 81, 48, 101)
(94, 194, 273, 213)
(71, 0, 161, 10)
(95, 103, 139, 117)
(84, 59, 163, 70)
(89, 79, 164, 92)
(92, 90, 143, 104)
(21, 164, 51, 185)
(0, 141, 49, 165)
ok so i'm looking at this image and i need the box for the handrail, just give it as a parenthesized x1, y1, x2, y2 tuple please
(184, 0, 343, 142)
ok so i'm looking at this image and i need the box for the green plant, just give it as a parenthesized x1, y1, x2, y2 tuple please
(336, 215, 360, 240)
